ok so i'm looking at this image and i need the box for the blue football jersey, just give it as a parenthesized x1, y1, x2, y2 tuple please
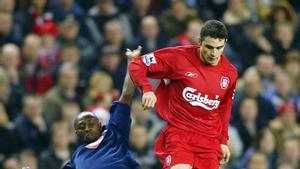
(63, 102, 141, 169)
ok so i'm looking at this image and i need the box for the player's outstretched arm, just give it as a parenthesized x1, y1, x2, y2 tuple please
(119, 46, 142, 105)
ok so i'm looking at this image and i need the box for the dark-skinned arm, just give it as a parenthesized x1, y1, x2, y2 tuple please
(118, 46, 142, 105)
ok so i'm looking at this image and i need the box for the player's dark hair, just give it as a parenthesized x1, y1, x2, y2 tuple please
(200, 20, 228, 41)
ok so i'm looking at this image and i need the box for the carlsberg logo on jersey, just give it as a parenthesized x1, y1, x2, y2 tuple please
(182, 87, 220, 110)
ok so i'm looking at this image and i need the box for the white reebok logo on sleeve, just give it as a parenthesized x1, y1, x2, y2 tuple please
(142, 53, 156, 66)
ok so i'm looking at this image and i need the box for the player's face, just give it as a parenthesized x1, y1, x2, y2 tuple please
(199, 36, 226, 65)
(75, 115, 102, 143)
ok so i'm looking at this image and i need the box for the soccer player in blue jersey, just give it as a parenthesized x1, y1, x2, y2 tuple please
(62, 47, 142, 169)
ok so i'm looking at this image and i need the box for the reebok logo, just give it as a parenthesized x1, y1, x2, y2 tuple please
(185, 72, 198, 78)
(182, 87, 220, 110)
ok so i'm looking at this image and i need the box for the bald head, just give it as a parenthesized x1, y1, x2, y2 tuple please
(243, 69, 262, 97)
(23, 34, 42, 62)
(74, 111, 98, 127)
(104, 20, 124, 44)
(1, 43, 20, 58)
(141, 15, 159, 39)
(1, 43, 20, 67)
(74, 111, 101, 144)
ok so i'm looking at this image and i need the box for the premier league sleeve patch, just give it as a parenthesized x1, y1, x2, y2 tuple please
(142, 53, 156, 66)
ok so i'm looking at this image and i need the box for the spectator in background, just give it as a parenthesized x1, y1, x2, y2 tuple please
(127, 0, 153, 37)
(160, 0, 196, 39)
(264, 72, 295, 110)
(283, 51, 300, 93)
(44, 63, 79, 122)
(50, 0, 85, 22)
(131, 99, 163, 144)
(276, 161, 296, 169)
(101, 19, 132, 60)
(266, 1, 298, 28)
(17, 0, 52, 34)
(222, 0, 251, 26)
(57, 16, 95, 69)
(0, 67, 23, 120)
(247, 54, 277, 95)
(0, 0, 15, 13)
(14, 95, 51, 154)
(269, 102, 300, 153)
(0, 11, 23, 46)
(270, 23, 300, 64)
(234, 97, 264, 152)
(236, 17, 273, 70)
(87, 0, 132, 45)
(135, 15, 166, 54)
(59, 43, 86, 89)
(168, 19, 203, 46)
(19, 34, 44, 94)
(2, 157, 20, 169)
(237, 128, 278, 169)
(0, 102, 19, 158)
(50, 0, 91, 41)
(59, 43, 88, 92)
(224, 125, 244, 169)
(82, 71, 117, 111)
(39, 121, 71, 169)
(32, 20, 59, 94)
(60, 43, 80, 65)
(33, 20, 59, 70)
(247, 151, 269, 169)
(61, 102, 80, 146)
(93, 45, 126, 92)
(277, 137, 300, 169)
(233, 70, 276, 126)
(130, 124, 162, 169)
(0, 43, 21, 87)
(197, 0, 228, 20)
(19, 150, 38, 169)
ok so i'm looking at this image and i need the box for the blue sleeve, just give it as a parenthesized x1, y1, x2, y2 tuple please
(62, 161, 75, 169)
(108, 101, 131, 137)
(62, 153, 76, 169)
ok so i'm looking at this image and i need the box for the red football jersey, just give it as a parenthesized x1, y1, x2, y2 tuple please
(128, 45, 238, 144)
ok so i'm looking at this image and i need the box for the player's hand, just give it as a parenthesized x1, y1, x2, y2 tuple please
(142, 91, 157, 110)
(220, 144, 230, 165)
(126, 46, 142, 62)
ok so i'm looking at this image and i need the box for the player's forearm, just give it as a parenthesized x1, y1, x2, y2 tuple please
(128, 59, 153, 93)
(218, 105, 229, 144)
(119, 70, 135, 104)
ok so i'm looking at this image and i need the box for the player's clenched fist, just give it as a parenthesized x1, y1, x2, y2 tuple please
(220, 144, 230, 165)
(142, 91, 157, 110)
(126, 46, 142, 62)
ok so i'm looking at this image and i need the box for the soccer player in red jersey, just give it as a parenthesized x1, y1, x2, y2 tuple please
(128, 20, 238, 169)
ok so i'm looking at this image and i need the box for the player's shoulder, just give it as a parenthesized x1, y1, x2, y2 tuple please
(70, 144, 85, 158)
(221, 55, 238, 79)
(154, 45, 197, 55)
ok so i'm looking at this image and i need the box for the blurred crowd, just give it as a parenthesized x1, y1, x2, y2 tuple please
(0, 0, 299, 169)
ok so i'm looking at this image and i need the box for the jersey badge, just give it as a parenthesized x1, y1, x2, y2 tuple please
(220, 76, 230, 89)
(165, 155, 172, 166)
(142, 53, 156, 66)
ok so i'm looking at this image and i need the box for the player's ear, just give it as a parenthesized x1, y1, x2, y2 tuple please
(198, 37, 202, 45)
(98, 121, 102, 130)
